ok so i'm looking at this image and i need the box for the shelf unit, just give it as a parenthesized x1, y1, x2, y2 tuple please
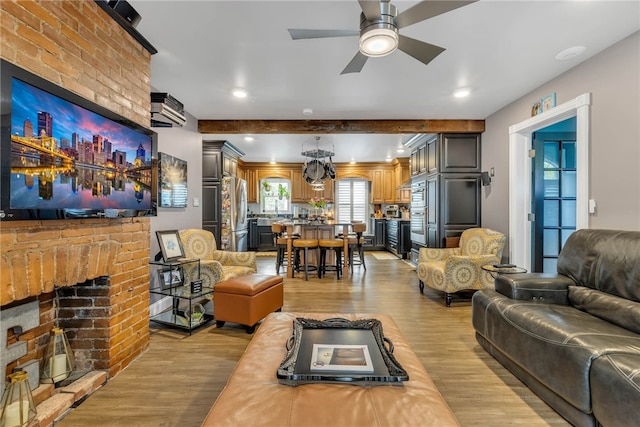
(149, 259, 214, 334)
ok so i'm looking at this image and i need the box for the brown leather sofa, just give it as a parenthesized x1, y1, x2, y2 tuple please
(472, 229, 640, 427)
(203, 312, 460, 427)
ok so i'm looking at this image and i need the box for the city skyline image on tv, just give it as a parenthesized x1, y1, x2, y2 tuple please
(9, 77, 154, 211)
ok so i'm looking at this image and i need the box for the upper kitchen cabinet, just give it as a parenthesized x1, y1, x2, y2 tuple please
(241, 168, 258, 203)
(202, 140, 244, 181)
(440, 133, 481, 173)
(410, 133, 481, 176)
(394, 158, 411, 203)
(370, 169, 395, 204)
(292, 168, 334, 202)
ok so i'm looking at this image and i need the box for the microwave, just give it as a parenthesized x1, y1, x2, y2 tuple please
(385, 205, 400, 218)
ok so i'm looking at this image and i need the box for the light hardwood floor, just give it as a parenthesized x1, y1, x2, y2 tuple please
(58, 254, 570, 427)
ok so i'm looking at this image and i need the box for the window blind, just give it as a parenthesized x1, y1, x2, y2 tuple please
(336, 179, 368, 223)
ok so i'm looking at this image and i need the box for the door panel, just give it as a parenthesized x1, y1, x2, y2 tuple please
(532, 131, 576, 273)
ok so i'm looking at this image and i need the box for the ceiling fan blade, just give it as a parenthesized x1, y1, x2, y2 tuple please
(340, 51, 369, 74)
(397, 34, 446, 67)
(288, 28, 359, 40)
(395, 1, 477, 29)
(358, 0, 381, 22)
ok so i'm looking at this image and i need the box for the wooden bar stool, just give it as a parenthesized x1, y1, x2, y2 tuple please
(348, 222, 367, 271)
(293, 239, 319, 281)
(318, 239, 344, 279)
(272, 223, 296, 274)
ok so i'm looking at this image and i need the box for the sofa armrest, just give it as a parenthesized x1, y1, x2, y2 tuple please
(495, 273, 575, 304)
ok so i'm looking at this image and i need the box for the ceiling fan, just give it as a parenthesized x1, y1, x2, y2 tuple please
(288, 0, 476, 74)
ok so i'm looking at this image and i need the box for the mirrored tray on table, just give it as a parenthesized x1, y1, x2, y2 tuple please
(277, 317, 409, 386)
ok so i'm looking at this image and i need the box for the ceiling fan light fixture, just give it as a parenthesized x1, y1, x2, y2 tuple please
(359, 28, 398, 57)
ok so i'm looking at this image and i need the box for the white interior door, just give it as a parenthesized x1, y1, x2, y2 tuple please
(508, 93, 591, 271)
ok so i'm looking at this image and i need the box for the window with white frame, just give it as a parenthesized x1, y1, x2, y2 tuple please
(336, 179, 368, 223)
(260, 178, 291, 214)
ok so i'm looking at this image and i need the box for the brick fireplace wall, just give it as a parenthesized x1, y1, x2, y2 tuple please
(1, 0, 153, 378)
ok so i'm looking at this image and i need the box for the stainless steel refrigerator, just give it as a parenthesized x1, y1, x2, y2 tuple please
(220, 176, 248, 252)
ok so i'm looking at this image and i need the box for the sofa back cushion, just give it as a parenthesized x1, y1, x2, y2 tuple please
(569, 286, 640, 334)
(557, 229, 640, 302)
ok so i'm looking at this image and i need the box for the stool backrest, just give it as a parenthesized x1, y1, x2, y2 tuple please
(352, 223, 366, 233)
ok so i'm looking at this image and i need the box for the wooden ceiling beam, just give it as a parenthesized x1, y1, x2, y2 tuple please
(198, 119, 485, 134)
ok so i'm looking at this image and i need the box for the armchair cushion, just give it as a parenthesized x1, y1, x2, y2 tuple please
(178, 229, 257, 286)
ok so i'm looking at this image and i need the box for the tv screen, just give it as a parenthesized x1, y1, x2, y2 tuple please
(1, 59, 157, 220)
(158, 152, 188, 208)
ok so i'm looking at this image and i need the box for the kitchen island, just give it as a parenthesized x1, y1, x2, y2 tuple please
(280, 220, 353, 279)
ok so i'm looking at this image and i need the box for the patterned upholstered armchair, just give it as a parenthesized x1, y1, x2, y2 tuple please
(416, 228, 506, 307)
(178, 229, 257, 288)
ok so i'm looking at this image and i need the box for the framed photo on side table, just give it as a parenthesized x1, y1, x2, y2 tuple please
(158, 267, 184, 290)
(156, 230, 185, 262)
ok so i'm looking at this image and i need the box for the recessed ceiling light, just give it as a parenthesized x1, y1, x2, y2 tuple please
(232, 88, 248, 98)
(555, 46, 586, 61)
(454, 88, 470, 98)
(244, 136, 254, 142)
(385, 157, 392, 162)
(396, 148, 405, 153)
(302, 108, 313, 116)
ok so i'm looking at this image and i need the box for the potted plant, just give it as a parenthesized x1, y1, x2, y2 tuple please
(277, 184, 290, 200)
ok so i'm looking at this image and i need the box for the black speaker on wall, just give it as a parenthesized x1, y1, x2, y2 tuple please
(107, 0, 141, 28)
(481, 171, 491, 186)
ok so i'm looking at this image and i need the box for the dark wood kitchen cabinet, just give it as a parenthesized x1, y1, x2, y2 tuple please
(368, 218, 386, 249)
(257, 225, 276, 251)
(248, 218, 258, 250)
(426, 173, 481, 248)
(409, 133, 482, 254)
(411, 133, 481, 176)
(386, 219, 411, 258)
(202, 140, 243, 243)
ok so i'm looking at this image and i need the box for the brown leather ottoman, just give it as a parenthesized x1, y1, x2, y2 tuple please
(203, 312, 460, 427)
(214, 274, 284, 333)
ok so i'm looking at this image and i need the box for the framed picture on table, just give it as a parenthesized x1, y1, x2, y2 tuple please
(156, 230, 185, 262)
(158, 267, 184, 290)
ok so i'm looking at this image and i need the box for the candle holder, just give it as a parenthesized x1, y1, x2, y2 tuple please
(0, 371, 37, 427)
(41, 328, 75, 384)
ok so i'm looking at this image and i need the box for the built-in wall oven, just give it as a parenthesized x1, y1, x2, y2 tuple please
(410, 179, 426, 245)
(411, 179, 426, 208)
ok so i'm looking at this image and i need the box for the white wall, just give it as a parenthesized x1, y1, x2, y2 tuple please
(481, 31, 640, 242)
(149, 125, 203, 258)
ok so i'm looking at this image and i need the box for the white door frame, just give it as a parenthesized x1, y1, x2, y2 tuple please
(508, 93, 591, 270)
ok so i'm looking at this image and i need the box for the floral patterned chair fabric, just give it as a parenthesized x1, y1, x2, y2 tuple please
(416, 228, 506, 307)
(178, 229, 257, 288)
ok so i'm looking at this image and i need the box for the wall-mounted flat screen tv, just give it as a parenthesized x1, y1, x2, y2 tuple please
(158, 152, 188, 208)
(0, 59, 157, 220)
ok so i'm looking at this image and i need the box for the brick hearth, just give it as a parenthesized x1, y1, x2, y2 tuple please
(1, 219, 151, 379)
